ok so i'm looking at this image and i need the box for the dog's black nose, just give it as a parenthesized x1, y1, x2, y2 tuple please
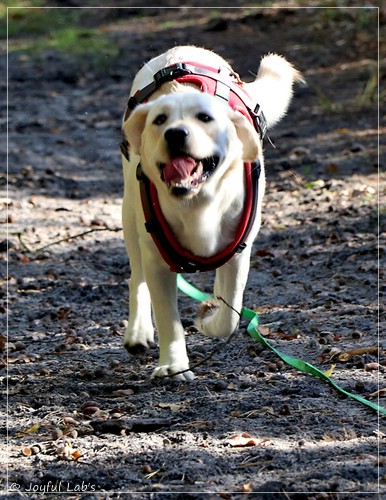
(164, 127, 189, 149)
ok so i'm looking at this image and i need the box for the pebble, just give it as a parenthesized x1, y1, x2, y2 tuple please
(82, 406, 100, 415)
(63, 416, 79, 426)
(350, 143, 365, 153)
(51, 429, 63, 440)
(365, 362, 379, 371)
(318, 336, 332, 345)
(14, 341, 27, 351)
(81, 400, 99, 409)
(213, 380, 228, 392)
(353, 355, 364, 368)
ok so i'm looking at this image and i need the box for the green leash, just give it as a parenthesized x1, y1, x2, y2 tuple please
(177, 274, 386, 416)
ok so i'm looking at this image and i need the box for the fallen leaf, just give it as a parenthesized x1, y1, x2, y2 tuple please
(71, 449, 82, 461)
(326, 163, 339, 174)
(324, 364, 336, 377)
(144, 468, 162, 480)
(257, 326, 299, 340)
(240, 482, 253, 493)
(111, 388, 135, 398)
(365, 362, 379, 371)
(57, 307, 72, 320)
(274, 331, 300, 341)
(19, 423, 40, 436)
(338, 347, 379, 362)
(369, 388, 386, 399)
(0, 335, 7, 350)
(255, 248, 273, 257)
(158, 402, 187, 412)
(257, 326, 271, 337)
(225, 432, 271, 447)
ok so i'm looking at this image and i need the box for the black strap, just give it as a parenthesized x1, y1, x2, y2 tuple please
(126, 63, 195, 115)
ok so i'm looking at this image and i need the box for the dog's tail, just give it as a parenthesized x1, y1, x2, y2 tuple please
(245, 53, 304, 130)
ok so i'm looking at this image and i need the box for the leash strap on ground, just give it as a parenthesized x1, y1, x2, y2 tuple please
(176, 274, 386, 416)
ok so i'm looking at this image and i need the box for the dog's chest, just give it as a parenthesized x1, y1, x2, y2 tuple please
(162, 197, 243, 258)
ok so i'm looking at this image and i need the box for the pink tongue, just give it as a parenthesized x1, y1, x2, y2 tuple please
(163, 157, 197, 183)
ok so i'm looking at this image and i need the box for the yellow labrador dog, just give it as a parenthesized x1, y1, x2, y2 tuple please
(121, 46, 301, 380)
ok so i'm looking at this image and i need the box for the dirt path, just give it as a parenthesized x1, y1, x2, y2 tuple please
(2, 4, 385, 499)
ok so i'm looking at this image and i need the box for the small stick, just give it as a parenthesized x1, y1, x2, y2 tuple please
(14, 227, 122, 254)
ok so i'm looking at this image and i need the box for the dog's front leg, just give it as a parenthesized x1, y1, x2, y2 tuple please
(142, 246, 194, 381)
(197, 247, 252, 337)
(122, 193, 154, 350)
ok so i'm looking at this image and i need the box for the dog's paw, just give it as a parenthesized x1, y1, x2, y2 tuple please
(196, 300, 237, 337)
(199, 300, 220, 318)
(196, 300, 223, 337)
(124, 343, 148, 356)
(151, 364, 195, 381)
(123, 324, 154, 353)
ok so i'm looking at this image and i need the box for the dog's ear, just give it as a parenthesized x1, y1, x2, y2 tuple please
(122, 103, 151, 155)
(229, 110, 261, 161)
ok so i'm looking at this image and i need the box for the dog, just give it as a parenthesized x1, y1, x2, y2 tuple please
(121, 46, 302, 380)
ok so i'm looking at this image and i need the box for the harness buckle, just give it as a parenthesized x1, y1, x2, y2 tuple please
(154, 63, 191, 86)
(120, 139, 130, 161)
(252, 104, 268, 138)
(236, 242, 247, 253)
(136, 163, 144, 181)
(127, 96, 139, 111)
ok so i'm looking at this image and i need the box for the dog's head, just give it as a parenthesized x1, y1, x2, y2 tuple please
(122, 92, 261, 199)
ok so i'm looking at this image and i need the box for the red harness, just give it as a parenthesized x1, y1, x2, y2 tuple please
(121, 62, 266, 273)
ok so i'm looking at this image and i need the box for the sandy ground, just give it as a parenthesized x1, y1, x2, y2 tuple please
(2, 4, 385, 499)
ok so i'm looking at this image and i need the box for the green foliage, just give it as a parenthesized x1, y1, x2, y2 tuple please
(354, 69, 378, 107)
(3, 5, 119, 67)
(5, 4, 83, 37)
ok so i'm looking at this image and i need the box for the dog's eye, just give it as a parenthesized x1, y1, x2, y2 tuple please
(153, 114, 167, 126)
(196, 112, 213, 123)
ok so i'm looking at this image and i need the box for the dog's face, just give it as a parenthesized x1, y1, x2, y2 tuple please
(123, 92, 261, 199)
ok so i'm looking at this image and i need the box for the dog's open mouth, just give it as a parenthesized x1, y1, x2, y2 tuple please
(159, 155, 220, 196)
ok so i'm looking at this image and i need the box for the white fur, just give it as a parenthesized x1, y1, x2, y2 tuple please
(121, 46, 300, 380)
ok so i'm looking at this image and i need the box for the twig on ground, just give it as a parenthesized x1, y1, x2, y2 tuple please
(14, 227, 122, 254)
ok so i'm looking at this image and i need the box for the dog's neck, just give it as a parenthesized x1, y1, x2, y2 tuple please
(156, 160, 246, 257)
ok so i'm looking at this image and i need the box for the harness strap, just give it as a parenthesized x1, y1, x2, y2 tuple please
(124, 62, 267, 139)
(123, 60, 265, 273)
(137, 161, 261, 273)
